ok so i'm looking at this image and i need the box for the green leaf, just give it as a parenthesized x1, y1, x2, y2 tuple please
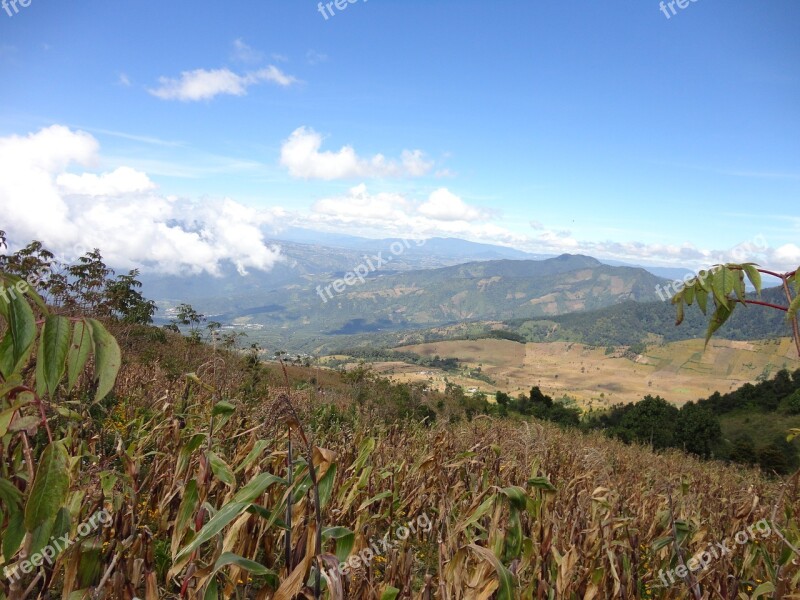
(379, 587, 401, 600)
(751, 582, 776, 598)
(468, 544, 516, 600)
(208, 452, 235, 487)
(203, 577, 219, 600)
(742, 264, 762, 295)
(174, 473, 284, 563)
(323, 526, 355, 562)
(788, 291, 800, 321)
(175, 432, 206, 479)
(211, 401, 235, 417)
(527, 476, 556, 492)
(66, 319, 93, 391)
(24, 441, 70, 531)
(212, 551, 276, 577)
(3, 510, 25, 561)
(704, 303, 733, 347)
(498, 486, 529, 511)
(28, 515, 55, 557)
(683, 284, 695, 306)
(351, 437, 375, 471)
(695, 284, 708, 315)
(9, 415, 40, 433)
(358, 490, 393, 511)
(317, 464, 337, 511)
(51, 507, 72, 557)
(0, 396, 32, 437)
(732, 269, 746, 303)
(0, 477, 22, 509)
(87, 319, 121, 403)
(0, 286, 37, 379)
(709, 267, 730, 310)
(675, 301, 685, 326)
(35, 315, 71, 399)
(234, 440, 269, 474)
(695, 270, 709, 292)
(100, 471, 118, 498)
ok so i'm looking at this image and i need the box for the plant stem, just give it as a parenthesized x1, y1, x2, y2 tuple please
(779, 275, 800, 357)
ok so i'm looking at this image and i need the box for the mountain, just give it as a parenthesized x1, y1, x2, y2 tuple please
(272, 229, 549, 261)
(139, 235, 550, 304)
(184, 254, 669, 351)
(505, 285, 792, 346)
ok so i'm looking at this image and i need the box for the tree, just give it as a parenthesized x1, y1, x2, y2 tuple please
(530, 386, 553, 408)
(729, 434, 758, 465)
(169, 303, 206, 343)
(786, 389, 800, 415)
(104, 269, 157, 324)
(618, 395, 679, 450)
(676, 402, 722, 458)
(757, 437, 799, 475)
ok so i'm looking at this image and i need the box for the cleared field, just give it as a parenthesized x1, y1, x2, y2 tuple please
(391, 337, 800, 408)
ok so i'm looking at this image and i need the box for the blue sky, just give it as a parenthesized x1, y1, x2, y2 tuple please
(0, 0, 798, 275)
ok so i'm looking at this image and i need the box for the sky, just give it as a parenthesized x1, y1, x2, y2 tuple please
(0, 0, 799, 276)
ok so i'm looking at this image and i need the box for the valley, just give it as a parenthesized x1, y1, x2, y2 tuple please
(336, 337, 800, 408)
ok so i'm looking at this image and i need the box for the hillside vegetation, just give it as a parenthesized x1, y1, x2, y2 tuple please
(190, 254, 669, 352)
(2, 241, 800, 599)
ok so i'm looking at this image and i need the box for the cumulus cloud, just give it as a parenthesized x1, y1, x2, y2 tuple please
(149, 65, 296, 101)
(418, 188, 487, 222)
(0, 126, 282, 276)
(304, 184, 518, 245)
(279, 127, 433, 180)
(57, 166, 156, 196)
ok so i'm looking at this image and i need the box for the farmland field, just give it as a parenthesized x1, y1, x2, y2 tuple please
(375, 337, 800, 407)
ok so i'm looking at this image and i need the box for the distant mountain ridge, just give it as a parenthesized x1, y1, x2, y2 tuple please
(182, 253, 670, 350)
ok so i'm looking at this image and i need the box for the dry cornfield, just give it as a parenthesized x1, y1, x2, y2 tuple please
(2, 318, 799, 600)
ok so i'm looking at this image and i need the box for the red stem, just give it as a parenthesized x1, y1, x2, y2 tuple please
(8, 385, 53, 443)
(738, 299, 788, 312)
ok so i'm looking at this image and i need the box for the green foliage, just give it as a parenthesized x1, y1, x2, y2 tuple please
(0, 236, 156, 324)
(0, 264, 122, 595)
(671, 262, 800, 354)
(786, 389, 800, 415)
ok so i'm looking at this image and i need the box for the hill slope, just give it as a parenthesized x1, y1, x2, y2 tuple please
(193, 254, 670, 349)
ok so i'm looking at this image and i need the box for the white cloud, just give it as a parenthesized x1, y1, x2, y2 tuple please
(0, 126, 282, 276)
(418, 188, 487, 222)
(118, 73, 131, 87)
(305, 184, 519, 245)
(280, 127, 433, 180)
(57, 166, 156, 197)
(313, 184, 412, 222)
(149, 66, 296, 101)
(306, 50, 328, 65)
(773, 243, 800, 266)
(231, 39, 263, 63)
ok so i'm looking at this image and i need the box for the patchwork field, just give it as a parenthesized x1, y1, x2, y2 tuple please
(379, 337, 800, 408)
